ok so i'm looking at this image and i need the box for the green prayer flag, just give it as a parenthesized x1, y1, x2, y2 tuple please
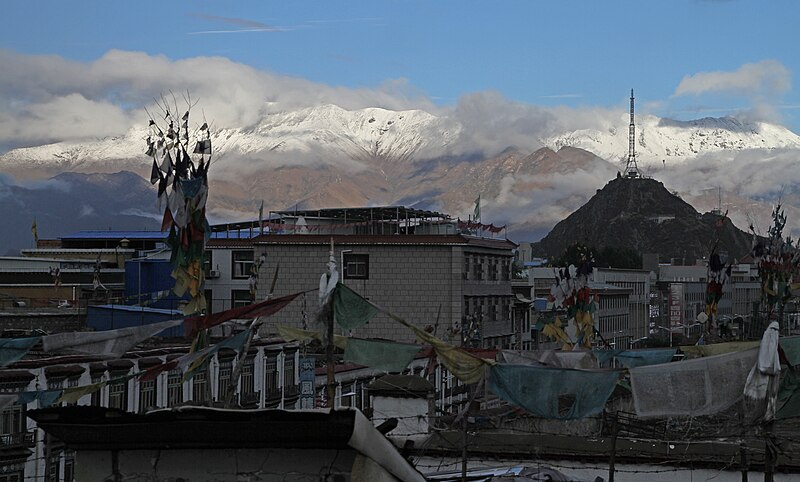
(344, 338, 421, 373)
(333, 283, 379, 330)
(473, 195, 481, 222)
(780, 337, 800, 367)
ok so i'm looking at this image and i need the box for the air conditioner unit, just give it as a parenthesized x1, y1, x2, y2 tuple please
(207, 270, 220, 279)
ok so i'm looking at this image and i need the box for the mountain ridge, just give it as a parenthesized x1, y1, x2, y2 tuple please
(531, 177, 756, 262)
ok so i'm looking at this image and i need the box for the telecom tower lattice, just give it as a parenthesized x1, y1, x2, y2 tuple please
(625, 89, 641, 178)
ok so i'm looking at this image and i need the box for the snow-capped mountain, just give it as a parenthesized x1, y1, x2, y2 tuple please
(544, 114, 800, 166)
(0, 105, 460, 172)
(3, 102, 800, 250)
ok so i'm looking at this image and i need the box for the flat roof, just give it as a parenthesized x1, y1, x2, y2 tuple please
(254, 234, 516, 249)
(271, 205, 450, 221)
(61, 231, 167, 240)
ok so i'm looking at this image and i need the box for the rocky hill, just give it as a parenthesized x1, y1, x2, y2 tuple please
(531, 176, 756, 263)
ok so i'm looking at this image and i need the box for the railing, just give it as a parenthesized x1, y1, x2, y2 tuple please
(0, 431, 35, 447)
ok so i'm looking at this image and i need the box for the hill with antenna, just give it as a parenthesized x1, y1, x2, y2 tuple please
(531, 176, 756, 263)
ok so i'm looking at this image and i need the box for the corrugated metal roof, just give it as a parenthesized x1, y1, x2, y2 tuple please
(61, 231, 167, 240)
(253, 234, 516, 249)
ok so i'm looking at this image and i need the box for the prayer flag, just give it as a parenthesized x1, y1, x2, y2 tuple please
(344, 338, 420, 373)
(183, 292, 299, 339)
(42, 318, 183, 358)
(473, 195, 481, 222)
(0, 337, 41, 367)
(333, 283, 379, 330)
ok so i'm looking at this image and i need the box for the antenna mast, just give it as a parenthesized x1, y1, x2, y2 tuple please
(624, 89, 641, 178)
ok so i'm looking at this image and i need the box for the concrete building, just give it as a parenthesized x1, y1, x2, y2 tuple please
(30, 406, 426, 482)
(0, 337, 303, 480)
(591, 268, 652, 342)
(524, 267, 635, 349)
(248, 207, 516, 349)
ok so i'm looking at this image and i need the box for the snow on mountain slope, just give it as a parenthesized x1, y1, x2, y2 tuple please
(0, 105, 460, 171)
(544, 114, 800, 166)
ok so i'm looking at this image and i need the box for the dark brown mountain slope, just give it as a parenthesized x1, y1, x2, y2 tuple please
(532, 176, 754, 262)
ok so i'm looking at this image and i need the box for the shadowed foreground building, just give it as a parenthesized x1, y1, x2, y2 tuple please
(29, 406, 426, 482)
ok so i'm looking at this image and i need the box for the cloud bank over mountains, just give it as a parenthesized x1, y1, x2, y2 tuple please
(2, 49, 800, 246)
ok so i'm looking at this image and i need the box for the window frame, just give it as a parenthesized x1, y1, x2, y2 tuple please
(231, 250, 255, 279)
(343, 253, 369, 280)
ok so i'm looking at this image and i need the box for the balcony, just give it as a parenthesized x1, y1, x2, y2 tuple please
(0, 431, 35, 448)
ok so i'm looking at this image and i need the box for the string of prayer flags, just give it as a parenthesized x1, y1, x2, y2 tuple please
(183, 292, 299, 339)
(396, 314, 492, 384)
(276, 326, 348, 350)
(56, 380, 107, 405)
(41, 319, 183, 358)
(183, 329, 252, 382)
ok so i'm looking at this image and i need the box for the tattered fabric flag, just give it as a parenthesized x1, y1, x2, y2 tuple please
(184, 329, 252, 382)
(593, 348, 677, 369)
(777, 366, 800, 419)
(401, 315, 491, 384)
(149, 158, 160, 185)
(489, 364, 621, 420)
(780, 336, 800, 367)
(160, 150, 173, 176)
(56, 380, 107, 405)
(744, 321, 781, 421)
(334, 283, 491, 384)
(631, 348, 758, 418)
(42, 318, 183, 358)
(194, 139, 212, 155)
(0, 336, 41, 368)
(343, 338, 421, 373)
(183, 292, 300, 339)
(18, 390, 63, 408)
(140, 359, 179, 382)
(276, 325, 348, 350)
(333, 282, 379, 330)
(680, 341, 760, 359)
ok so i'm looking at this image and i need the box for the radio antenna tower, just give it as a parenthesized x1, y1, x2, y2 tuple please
(624, 88, 642, 178)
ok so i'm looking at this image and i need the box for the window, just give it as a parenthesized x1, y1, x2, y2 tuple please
(139, 379, 157, 413)
(90, 375, 104, 407)
(204, 289, 213, 315)
(232, 251, 254, 279)
(217, 360, 232, 401)
(241, 357, 255, 399)
(0, 405, 24, 435)
(265, 357, 278, 396)
(63, 452, 75, 482)
(284, 356, 295, 386)
(203, 250, 213, 275)
(0, 472, 23, 482)
(232, 290, 251, 309)
(192, 371, 208, 403)
(343, 253, 369, 280)
(108, 380, 128, 411)
(167, 370, 183, 406)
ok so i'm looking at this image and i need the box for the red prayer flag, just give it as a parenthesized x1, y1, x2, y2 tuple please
(183, 292, 300, 338)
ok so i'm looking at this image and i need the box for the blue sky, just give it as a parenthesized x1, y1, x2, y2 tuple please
(1, 0, 799, 150)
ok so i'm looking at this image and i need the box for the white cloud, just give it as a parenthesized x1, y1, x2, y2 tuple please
(674, 60, 791, 97)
